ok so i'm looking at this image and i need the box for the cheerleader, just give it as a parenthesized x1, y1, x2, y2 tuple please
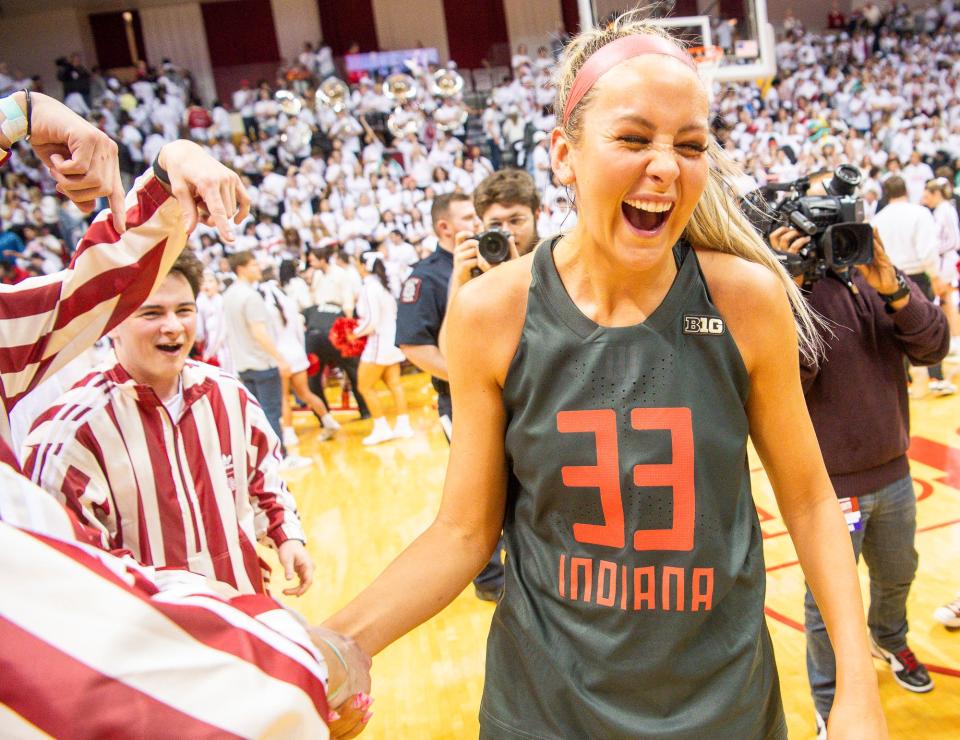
(353, 252, 413, 445)
(922, 178, 960, 357)
(259, 268, 340, 446)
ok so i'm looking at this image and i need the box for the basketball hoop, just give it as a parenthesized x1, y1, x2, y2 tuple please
(689, 46, 725, 100)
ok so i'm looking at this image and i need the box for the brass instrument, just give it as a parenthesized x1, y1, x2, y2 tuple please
(431, 70, 468, 132)
(384, 73, 423, 138)
(275, 90, 302, 116)
(316, 76, 350, 113)
(382, 73, 419, 104)
(431, 69, 464, 98)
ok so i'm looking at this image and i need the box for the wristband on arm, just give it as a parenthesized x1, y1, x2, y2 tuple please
(0, 93, 27, 146)
(152, 154, 171, 185)
(314, 635, 350, 704)
(0, 92, 28, 164)
(877, 272, 910, 313)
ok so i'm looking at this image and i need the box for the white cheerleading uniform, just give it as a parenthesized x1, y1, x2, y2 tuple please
(356, 275, 405, 366)
(260, 281, 311, 374)
(933, 201, 960, 285)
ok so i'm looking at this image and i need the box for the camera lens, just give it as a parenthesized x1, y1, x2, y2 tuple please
(823, 223, 873, 269)
(828, 165, 862, 196)
(830, 229, 858, 264)
(477, 229, 511, 265)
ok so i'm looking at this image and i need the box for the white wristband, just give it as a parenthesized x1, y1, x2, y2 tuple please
(0, 95, 27, 145)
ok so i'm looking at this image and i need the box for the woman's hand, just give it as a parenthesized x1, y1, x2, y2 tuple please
(308, 626, 373, 737)
(26, 92, 127, 232)
(157, 140, 251, 242)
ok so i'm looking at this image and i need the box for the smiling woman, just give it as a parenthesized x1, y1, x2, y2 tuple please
(323, 8, 887, 740)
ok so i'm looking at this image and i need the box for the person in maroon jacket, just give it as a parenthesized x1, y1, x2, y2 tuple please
(770, 213, 949, 737)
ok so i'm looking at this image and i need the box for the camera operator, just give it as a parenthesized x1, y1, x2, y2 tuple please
(473, 168, 541, 257)
(396, 194, 504, 601)
(769, 173, 949, 732)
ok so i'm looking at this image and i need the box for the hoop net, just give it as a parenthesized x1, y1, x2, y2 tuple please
(689, 45, 725, 100)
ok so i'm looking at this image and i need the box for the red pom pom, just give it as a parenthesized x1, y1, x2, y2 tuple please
(329, 317, 368, 357)
(307, 352, 321, 376)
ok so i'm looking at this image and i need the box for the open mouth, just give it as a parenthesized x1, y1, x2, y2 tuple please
(156, 343, 184, 356)
(622, 199, 674, 236)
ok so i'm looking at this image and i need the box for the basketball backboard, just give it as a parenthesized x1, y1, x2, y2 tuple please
(644, 0, 777, 85)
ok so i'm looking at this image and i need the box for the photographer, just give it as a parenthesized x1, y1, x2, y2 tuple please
(473, 168, 541, 257)
(769, 173, 949, 732)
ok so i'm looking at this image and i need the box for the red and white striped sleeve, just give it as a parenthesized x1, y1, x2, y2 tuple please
(0, 465, 331, 739)
(0, 170, 185, 445)
(241, 387, 307, 547)
(20, 414, 114, 551)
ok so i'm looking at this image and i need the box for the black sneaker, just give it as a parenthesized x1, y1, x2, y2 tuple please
(871, 639, 934, 693)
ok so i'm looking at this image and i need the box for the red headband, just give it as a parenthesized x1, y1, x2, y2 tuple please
(562, 34, 697, 125)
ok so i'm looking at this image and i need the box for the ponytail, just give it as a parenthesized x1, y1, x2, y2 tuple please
(371, 258, 390, 293)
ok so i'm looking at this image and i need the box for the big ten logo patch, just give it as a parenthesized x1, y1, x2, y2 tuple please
(683, 315, 725, 336)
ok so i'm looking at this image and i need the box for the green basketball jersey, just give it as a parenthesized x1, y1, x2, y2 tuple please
(480, 238, 786, 739)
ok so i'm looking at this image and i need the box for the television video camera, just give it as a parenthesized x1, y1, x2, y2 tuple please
(745, 164, 874, 284)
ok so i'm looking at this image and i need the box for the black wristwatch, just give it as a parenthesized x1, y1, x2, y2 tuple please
(877, 272, 910, 307)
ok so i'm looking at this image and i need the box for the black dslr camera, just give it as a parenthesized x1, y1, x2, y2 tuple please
(745, 164, 874, 284)
(476, 227, 512, 265)
(468, 227, 512, 277)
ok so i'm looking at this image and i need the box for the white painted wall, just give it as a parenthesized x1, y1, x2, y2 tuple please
(140, 3, 218, 103)
(271, 0, 324, 65)
(0, 7, 96, 96)
(372, 0, 450, 61)
(503, 0, 564, 56)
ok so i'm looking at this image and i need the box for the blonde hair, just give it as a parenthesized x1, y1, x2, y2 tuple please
(553, 8, 824, 364)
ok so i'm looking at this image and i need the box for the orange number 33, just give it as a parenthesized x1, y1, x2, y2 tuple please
(557, 408, 695, 552)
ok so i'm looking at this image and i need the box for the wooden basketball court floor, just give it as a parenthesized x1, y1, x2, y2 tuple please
(265, 360, 960, 739)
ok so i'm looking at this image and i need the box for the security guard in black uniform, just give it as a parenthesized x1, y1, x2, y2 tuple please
(396, 192, 505, 601)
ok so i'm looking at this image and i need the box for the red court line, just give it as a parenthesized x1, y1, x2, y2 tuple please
(765, 606, 803, 631)
(917, 517, 960, 534)
(762, 530, 790, 540)
(926, 664, 960, 678)
(766, 559, 799, 573)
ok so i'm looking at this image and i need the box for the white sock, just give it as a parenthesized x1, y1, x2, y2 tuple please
(395, 414, 410, 426)
(322, 413, 335, 426)
(372, 417, 390, 433)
